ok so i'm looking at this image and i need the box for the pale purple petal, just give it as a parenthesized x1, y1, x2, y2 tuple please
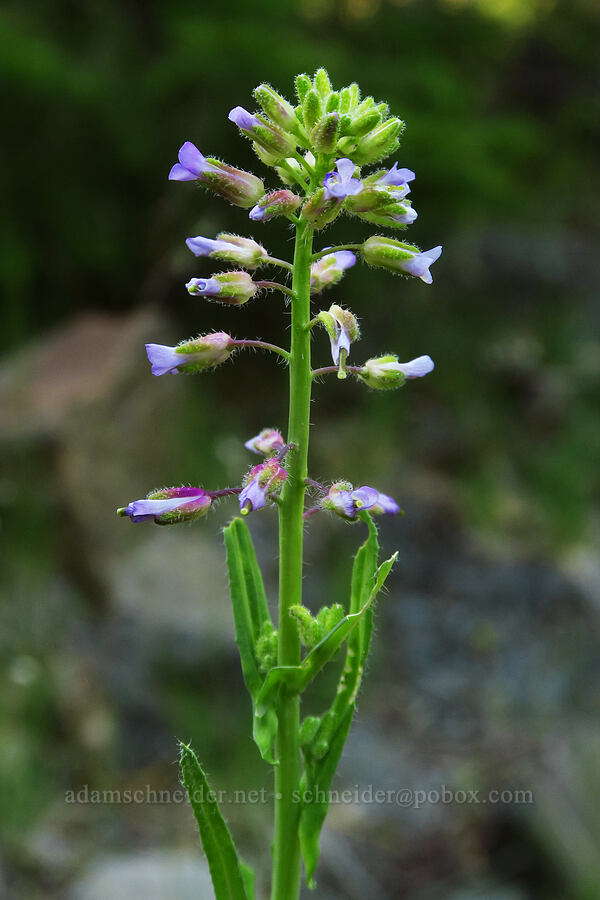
(402, 246, 442, 283)
(186, 237, 227, 257)
(178, 142, 208, 176)
(186, 277, 222, 296)
(335, 490, 357, 518)
(145, 343, 186, 376)
(351, 487, 379, 510)
(396, 355, 435, 378)
(249, 204, 266, 221)
(229, 106, 260, 131)
(330, 324, 351, 366)
(239, 480, 266, 512)
(169, 163, 198, 182)
(336, 158, 357, 182)
(332, 250, 357, 270)
(373, 492, 400, 515)
(378, 163, 415, 187)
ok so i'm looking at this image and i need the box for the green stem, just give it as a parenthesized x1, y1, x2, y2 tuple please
(311, 242, 363, 262)
(271, 219, 314, 900)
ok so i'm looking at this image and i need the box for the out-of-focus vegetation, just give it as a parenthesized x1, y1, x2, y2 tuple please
(1, 1, 599, 898)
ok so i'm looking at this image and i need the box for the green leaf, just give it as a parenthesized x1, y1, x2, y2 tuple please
(224, 517, 277, 763)
(179, 743, 250, 900)
(239, 860, 255, 900)
(298, 705, 354, 889)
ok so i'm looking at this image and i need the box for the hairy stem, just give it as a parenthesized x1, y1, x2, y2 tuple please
(233, 339, 290, 361)
(271, 219, 314, 900)
(311, 242, 363, 262)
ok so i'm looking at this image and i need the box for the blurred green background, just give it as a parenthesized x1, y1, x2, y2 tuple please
(1, 0, 599, 898)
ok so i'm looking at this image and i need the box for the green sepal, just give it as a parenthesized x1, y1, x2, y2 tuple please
(224, 517, 278, 763)
(310, 112, 339, 154)
(298, 705, 354, 889)
(179, 742, 251, 900)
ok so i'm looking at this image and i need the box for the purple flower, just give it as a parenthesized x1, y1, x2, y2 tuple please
(372, 162, 415, 188)
(244, 428, 285, 456)
(145, 332, 235, 376)
(185, 277, 222, 297)
(359, 354, 434, 389)
(391, 205, 418, 225)
(362, 237, 443, 284)
(168, 142, 214, 182)
(239, 459, 287, 514)
(310, 248, 357, 293)
(118, 486, 212, 525)
(321, 482, 400, 520)
(323, 159, 363, 200)
(228, 106, 261, 132)
(185, 234, 267, 268)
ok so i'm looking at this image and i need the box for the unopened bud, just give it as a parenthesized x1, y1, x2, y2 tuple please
(310, 112, 339, 153)
(310, 248, 356, 293)
(244, 428, 285, 456)
(301, 187, 342, 229)
(239, 458, 288, 514)
(253, 84, 298, 133)
(229, 106, 296, 160)
(249, 189, 302, 222)
(352, 118, 404, 165)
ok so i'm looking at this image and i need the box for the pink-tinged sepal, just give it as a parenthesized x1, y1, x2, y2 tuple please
(244, 428, 285, 456)
(249, 190, 302, 222)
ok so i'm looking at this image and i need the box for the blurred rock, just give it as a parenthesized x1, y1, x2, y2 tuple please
(68, 850, 213, 900)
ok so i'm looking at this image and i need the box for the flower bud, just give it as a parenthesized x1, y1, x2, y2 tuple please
(239, 459, 288, 514)
(253, 84, 298, 133)
(145, 332, 235, 376)
(186, 271, 258, 305)
(302, 90, 321, 131)
(347, 108, 382, 138)
(362, 236, 442, 283)
(357, 202, 417, 229)
(314, 67, 333, 100)
(229, 107, 296, 160)
(352, 118, 404, 165)
(295, 73, 312, 104)
(249, 189, 302, 222)
(310, 248, 356, 294)
(117, 486, 212, 525)
(185, 234, 267, 269)
(301, 188, 342, 229)
(244, 428, 285, 456)
(358, 354, 434, 390)
(168, 142, 265, 208)
(310, 112, 339, 153)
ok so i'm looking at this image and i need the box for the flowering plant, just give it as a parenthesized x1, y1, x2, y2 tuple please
(118, 69, 440, 899)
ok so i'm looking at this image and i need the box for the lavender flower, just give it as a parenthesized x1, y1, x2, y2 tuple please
(185, 234, 267, 269)
(145, 332, 235, 376)
(228, 106, 261, 132)
(118, 486, 212, 525)
(322, 159, 363, 200)
(359, 354, 434, 390)
(310, 249, 356, 293)
(168, 142, 213, 182)
(370, 162, 415, 189)
(186, 271, 258, 305)
(362, 236, 442, 284)
(168, 142, 265, 207)
(245, 428, 285, 456)
(321, 482, 400, 520)
(239, 459, 288, 514)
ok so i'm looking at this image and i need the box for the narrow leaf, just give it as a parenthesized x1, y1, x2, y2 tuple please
(299, 705, 354, 888)
(224, 517, 277, 762)
(179, 742, 249, 900)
